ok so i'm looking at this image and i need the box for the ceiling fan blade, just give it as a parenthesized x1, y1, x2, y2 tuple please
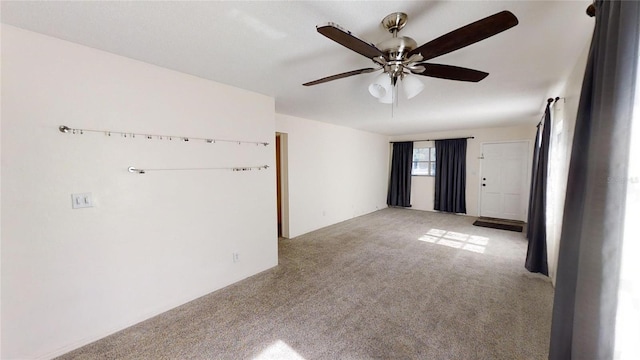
(317, 23, 387, 60)
(411, 63, 489, 82)
(303, 68, 378, 86)
(408, 11, 518, 61)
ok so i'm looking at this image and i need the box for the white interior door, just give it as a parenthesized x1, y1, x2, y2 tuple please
(480, 141, 530, 221)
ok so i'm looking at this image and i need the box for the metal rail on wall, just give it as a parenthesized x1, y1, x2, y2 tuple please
(59, 125, 270, 175)
(127, 165, 269, 174)
(58, 125, 270, 146)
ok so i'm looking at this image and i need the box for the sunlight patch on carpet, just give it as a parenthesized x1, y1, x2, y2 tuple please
(419, 229, 490, 254)
(253, 340, 306, 360)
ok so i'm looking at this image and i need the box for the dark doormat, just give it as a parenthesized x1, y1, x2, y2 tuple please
(473, 220, 524, 232)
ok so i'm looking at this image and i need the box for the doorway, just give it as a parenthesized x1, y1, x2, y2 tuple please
(275, 132, 289, 238)
(479, 141, 530, 221)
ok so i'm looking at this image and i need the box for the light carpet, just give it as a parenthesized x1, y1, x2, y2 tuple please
(57, 208, 553, 360)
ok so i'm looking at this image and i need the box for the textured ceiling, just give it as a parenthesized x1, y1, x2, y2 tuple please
(1, 1, 594, 135)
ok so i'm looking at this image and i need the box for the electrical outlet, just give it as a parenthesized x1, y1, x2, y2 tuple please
(71, 193, 93, 209)
(232, 253, 240, 263)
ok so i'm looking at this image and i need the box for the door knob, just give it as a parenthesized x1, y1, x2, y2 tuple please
(482, 184, 486, 186)
(483, 178, 486, 180)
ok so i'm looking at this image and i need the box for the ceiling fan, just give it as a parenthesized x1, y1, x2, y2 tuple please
(303, 11, 519, 103)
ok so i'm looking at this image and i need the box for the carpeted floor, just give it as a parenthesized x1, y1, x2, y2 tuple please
(57, 208, 553, 360)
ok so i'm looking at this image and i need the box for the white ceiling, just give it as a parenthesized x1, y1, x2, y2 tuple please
(1, 1, 594, 136)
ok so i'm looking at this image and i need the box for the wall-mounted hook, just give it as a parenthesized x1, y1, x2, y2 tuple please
(128, 167, 146, 174)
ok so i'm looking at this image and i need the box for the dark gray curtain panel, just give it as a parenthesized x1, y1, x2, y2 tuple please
(549, 1, 638, 359)
(525, 103, 551, 275)
(387, 142, 413, 207)
(526, 123, 542, 236)
(434, 139, 466, 213)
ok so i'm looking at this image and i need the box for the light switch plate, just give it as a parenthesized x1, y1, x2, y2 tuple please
(71, 193, 93, 209)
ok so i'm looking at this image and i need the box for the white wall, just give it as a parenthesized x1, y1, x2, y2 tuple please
(275, 114, 389, 238)
(546, 41, 591, 285)
(1, 25, 277, 359)
(390, 125, 536, 216)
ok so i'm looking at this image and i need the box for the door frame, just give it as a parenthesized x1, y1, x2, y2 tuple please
(477, 140, 532, 221)
(276, 132, 290, 238)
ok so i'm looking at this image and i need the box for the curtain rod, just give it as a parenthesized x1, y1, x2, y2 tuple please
(389, 136, 474, 143)
(536, 97, 562, 127)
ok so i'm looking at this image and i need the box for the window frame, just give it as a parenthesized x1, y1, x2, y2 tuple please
(411, 146, 436, 177)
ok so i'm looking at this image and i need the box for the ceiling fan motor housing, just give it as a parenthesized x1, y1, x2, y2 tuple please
(377, 36, 418, 61)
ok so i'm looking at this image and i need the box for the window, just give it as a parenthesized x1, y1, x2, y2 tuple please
(412, 147, 436, 176)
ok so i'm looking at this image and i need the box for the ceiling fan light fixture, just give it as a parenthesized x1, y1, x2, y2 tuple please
(368, 73, 392, 99)
(402, 74, 425, 99)
(378, 84, 394, 104)
(368, 83, 387, 99)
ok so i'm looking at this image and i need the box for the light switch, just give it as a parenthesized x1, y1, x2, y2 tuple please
(71, 193, 93, 209)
